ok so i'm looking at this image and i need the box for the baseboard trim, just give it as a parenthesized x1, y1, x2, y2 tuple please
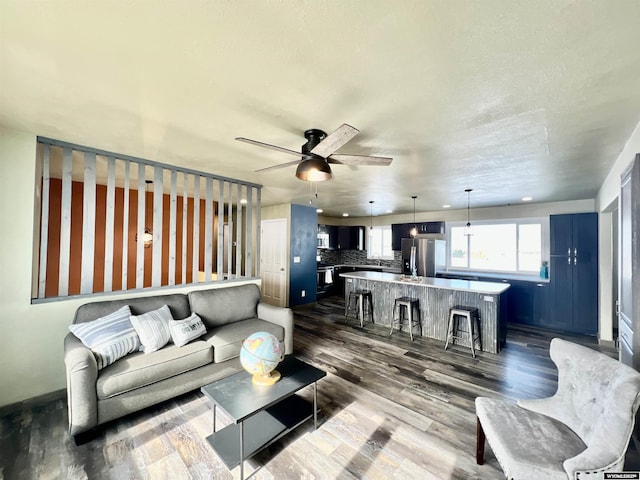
(0, 389, 66, 417)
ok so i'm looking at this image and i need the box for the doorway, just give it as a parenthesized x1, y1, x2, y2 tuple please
(260, 218, 288, 307)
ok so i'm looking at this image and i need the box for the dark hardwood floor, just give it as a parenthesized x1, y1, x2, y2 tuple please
(0, 294, 628, 480)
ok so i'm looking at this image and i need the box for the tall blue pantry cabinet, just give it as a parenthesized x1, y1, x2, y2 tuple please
(549, 212, 599, 334)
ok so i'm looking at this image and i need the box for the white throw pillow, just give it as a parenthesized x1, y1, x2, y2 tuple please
(69, 305, 140, 369)
(130, 305, 173, 353)
(169, 313, 207, 347)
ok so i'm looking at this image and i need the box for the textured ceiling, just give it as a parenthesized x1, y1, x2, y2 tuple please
(1, 0, 640, 217)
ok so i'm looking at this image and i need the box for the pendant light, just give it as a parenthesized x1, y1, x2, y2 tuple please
(410, 195, 418, 237)
(369, 200, 374, 230)
(136, 180, 154, 248)
(464, 188, 473, 237)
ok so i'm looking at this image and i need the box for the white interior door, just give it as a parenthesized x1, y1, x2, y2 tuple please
(260, 218, 287, 307)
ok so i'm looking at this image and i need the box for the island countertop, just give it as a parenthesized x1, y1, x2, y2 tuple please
(340, 270, 510, 295)
(340, 271, 510, 353)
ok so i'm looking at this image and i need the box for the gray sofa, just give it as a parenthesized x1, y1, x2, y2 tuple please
(476, 338, 640, 479)
(64, 283, 294, 441)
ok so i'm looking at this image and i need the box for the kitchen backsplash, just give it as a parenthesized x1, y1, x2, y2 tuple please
(318, 249, 402, 269)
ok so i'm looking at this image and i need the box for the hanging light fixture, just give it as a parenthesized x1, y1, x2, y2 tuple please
(309, 183, 323, 213)
(295, 157, 332, 182)
(410, 195, 418, 237)
(369, 200, 374, 230)
(464, 188, 473, 236)
(136, 180, 153, 248)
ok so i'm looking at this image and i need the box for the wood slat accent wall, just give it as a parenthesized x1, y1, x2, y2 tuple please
(33, 138, 261, 300)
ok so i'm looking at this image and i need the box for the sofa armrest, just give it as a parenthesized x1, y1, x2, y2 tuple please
(257, 302, 294, 355)
(64, 333, 98, 437)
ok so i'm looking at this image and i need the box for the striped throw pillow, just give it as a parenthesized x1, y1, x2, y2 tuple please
(130, 305, 173, 353)
(69, 305, 141, 370)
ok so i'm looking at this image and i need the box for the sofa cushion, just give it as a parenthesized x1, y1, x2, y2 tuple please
(476, 397, 586, 480)
(69, 305, 141, 370)
(188, 284, 261, 328)
(130, 305, 173, 353)
(74, 293, 190, 324)
(203, 318, 284, 363)
(96, 340, 213, 399)
(169, 313, 207, 347)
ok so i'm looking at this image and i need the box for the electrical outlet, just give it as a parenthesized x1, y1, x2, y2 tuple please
(301, 290, 306, 297)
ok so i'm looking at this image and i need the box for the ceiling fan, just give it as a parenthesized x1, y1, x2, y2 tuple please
(235, 124, 393, 181)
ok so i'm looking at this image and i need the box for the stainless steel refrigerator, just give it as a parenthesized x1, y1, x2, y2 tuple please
(401, 238, 446, 277)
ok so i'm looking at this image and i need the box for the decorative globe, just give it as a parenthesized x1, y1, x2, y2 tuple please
(240, 332, 284, 386)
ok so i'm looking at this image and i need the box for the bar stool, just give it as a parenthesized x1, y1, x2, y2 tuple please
(389, 297, 421, 341)
(444, 307, 481, 358)
(345, 289, 374, 327)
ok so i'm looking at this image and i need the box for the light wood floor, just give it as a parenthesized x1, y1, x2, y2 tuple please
(0, 294, 625, 480)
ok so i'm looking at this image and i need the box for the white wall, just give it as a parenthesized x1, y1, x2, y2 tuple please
(596, 120, 640, 343)
(320, 198, 596, 227)
(0, 127, 258, 408)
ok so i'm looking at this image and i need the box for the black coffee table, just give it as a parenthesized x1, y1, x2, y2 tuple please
(201, 356, 326, 479)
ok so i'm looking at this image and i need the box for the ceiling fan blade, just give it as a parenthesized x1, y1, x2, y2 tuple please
(328, 154, 393, 166)
(255, 159, 302, 173)
(236, 137, 311, 158)
(310, 123, 359, 158)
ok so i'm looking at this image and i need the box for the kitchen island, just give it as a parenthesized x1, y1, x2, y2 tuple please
(340, 271, 510, 353)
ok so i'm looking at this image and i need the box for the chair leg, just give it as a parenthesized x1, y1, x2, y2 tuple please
(476, 417, 485, 465)
(408, 305, 414, 342)
(444, 310, 454, 350)
(389, 303, 396, 336)
(468, 314, 476, 358)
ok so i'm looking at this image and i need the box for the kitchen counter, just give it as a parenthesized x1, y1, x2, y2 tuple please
(334, 264, 402, 274)
(342, 271, 510, 294)
(340, 271, 510, 353)
(440, 270, 550, 284)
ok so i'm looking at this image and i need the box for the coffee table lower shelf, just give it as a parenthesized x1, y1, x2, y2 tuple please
(205, 394, 313, 469)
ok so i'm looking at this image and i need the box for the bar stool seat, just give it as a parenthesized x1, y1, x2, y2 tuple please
(389, 296, 421, 341)
(445, 307, 481, 357)
(345, 289, 374, 327)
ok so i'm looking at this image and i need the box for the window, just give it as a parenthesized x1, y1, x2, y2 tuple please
(367, 226, 394, 260)
(448, 218, 547, 274)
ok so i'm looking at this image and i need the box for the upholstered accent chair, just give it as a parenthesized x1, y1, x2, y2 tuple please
(476, 338, 640, 479)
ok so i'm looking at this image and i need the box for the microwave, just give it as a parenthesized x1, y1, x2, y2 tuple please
(317, 233, 329, 248)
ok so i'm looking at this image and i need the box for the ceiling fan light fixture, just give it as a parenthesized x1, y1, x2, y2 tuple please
(295, 157, 332, 182)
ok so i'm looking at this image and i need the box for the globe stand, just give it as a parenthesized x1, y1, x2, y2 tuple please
(252, 369, 281, 386)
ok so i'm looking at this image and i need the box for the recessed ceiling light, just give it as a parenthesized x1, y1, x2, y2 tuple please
(342, 213, 349, 217)
(442, 204, 451, 208)
(386, 210, 393, 214)
(316, 208, 323, 213)
(240, 198, 248, 205)
(522, 196, 533, 202)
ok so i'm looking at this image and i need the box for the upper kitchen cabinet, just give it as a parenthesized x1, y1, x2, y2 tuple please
(391, 221, 445, 250)
(549, 213, 598, 334)
(337, 226, 365, 250)
(317, 224, 338, 249)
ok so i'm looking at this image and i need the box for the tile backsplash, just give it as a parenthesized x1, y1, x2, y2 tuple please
(317, 249, 402, 269)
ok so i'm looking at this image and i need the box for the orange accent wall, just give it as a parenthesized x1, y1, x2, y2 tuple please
(42, 179, 220, 297)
